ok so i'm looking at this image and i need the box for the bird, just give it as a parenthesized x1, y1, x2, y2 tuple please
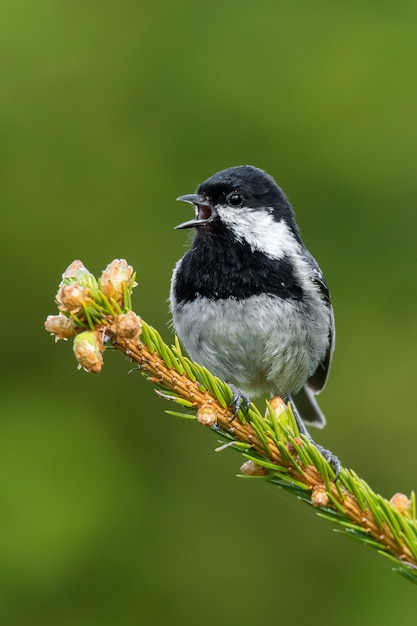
(170, 165, 339, 475)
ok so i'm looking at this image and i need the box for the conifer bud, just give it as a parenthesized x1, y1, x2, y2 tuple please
(56, 283, 91, 313)
(44, 314, 77, 341)
(390, 493, 412, 517)
(73, 330, 104, 373)
(114, 311, 142, 340)
(100, 259, 137, 304)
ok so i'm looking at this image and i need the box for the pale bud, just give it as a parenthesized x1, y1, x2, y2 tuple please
(311, 486, 329, 508)
(390, 492, 412, 516)
(61, 260, 91, 281)
(240, 460, 268, 476)
(73, 330, 104, 373)
(197, 405, 218, 426)
(269, 395, 287, 416)
(44, 314, 77, 341)
(114, 311, 142, 339)
(56, 283, 91, 313)
(100, 259, 137, 303)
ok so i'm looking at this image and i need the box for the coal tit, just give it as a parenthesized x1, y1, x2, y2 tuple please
(170, 165, 338, 473)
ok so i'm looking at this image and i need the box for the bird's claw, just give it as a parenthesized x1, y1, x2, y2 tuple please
(228, 384, 250, 418)
(314, 444, 341, 480)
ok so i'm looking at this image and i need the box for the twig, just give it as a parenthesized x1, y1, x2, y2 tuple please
(44, 259, 417, 584)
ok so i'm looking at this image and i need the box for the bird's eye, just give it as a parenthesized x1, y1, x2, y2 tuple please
(226, 192, 244, 207)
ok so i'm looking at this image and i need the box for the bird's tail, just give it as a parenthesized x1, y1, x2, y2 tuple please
(289, 385, 326, 428)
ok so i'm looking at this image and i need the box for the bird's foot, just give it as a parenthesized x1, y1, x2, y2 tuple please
(311, 443, 341, 480)
(228, 384, 251, 418)
(288, 398, 341, 480)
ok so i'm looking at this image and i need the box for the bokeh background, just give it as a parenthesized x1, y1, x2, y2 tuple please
(2, 1, 417, 624)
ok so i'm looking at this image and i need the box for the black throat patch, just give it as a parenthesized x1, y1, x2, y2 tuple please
(174, 228, 304, 303)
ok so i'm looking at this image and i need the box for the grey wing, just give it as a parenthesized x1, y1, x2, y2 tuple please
(292, 267, 335, 428)
(307, 303, 335, 394)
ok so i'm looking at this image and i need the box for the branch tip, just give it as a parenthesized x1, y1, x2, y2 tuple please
(44, 258, 417, 584)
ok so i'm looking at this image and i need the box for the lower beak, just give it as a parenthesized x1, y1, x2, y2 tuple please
(175, 194, 215, 230)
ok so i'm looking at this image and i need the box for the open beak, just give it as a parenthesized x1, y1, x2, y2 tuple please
(175, 194, 215, 230)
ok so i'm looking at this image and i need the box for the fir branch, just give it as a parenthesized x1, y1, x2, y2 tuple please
(45, 259, 417, 584)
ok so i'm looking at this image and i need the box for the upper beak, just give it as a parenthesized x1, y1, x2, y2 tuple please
(175, 193, 215, 230)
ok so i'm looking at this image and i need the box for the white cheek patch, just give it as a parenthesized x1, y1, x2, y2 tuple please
(216, 205, 300, 260)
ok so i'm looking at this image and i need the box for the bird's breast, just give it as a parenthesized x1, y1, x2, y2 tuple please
(171, 293, 330, 398)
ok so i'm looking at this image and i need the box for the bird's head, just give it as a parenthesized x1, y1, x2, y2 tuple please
(175, 165, 301, 255)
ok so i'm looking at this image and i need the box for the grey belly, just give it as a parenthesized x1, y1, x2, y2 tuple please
(172, 294, 327, 398)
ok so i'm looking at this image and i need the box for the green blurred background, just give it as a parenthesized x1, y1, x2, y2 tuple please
(2, 0, 417, 623)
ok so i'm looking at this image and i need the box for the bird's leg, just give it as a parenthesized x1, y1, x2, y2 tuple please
(227, 383, 251, 418)
(288, 395, 341, 480)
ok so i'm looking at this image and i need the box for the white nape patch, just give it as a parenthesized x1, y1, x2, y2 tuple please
(216, 205, 299, 259)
